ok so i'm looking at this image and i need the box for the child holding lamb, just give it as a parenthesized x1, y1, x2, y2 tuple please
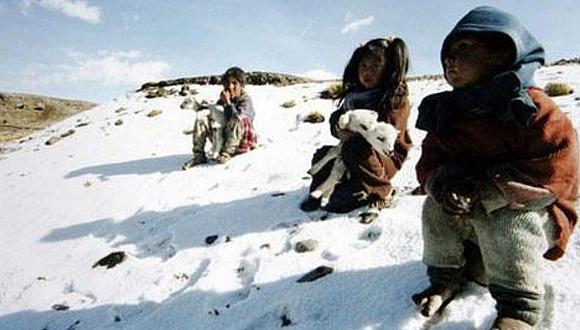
(182, 67, 257, 169)
(413, 7, 578, 329)
(300, 37, 412, 222)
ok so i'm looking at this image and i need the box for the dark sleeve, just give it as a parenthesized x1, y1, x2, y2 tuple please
(384, 99, 412, 169)
(415, 133, 468, 201)
(329, 103, 347, 139)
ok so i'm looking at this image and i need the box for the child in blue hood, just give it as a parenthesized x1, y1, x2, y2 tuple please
(413, 7, 578, 330)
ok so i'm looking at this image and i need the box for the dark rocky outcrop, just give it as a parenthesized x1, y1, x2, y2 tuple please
(548, 57, 580, 66)
(138, 57, 580, 93)
(405, 58, 580, 82)
(408, 74, 444, 81)
(138, 71, 314, 91)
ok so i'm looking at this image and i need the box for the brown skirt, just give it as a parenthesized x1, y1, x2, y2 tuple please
(308, 134, 406, 212)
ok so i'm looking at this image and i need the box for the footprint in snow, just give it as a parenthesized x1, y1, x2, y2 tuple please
(107, 305, 152, 325)
(63, 282, 97, 303)
(352, 226, 383, 250)
(206, 259, 257, 314)
(321, 249, 340, 261)
(359, 226, 382, 242)
(242, 163, 252, 172)
(273, 223, 305, 256)
(237, 258, 260, 287)
(140, 233, 176, 261)
(186, 258, 211, 289)
(208, 182, 220, 191)
(65, 319, 81, 330)
(233, 306, 293, 329)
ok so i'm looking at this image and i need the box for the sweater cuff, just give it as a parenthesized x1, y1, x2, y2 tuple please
(224, 104, 235, 119)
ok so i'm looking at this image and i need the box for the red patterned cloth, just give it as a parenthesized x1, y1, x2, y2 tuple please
(236, 115, 257, 154)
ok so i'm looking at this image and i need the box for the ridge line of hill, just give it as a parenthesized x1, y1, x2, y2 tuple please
(138, 58, 580, 90)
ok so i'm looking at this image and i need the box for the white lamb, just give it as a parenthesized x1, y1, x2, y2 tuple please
(180, 95, 226, 159)
(308, 109, 398, 202)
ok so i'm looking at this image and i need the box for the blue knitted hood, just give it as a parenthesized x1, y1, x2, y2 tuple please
(416, 6, 546, 134)
(441, 6, 545, 87)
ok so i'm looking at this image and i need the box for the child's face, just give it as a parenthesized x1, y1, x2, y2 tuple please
(223, 76, 243, 98)
(358, 54, 386, 89)
(444, 35, 508, 88)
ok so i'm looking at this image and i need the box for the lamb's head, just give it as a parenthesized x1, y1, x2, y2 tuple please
(338, 109, 379, 134)
(180, 95, 200, 111)
(366, 122, 399, 156)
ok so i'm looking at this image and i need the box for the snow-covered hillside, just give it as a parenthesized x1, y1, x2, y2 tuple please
(1, 65, 580, 330)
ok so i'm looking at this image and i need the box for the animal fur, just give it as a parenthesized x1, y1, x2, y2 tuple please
(308, 109, 398, 201)
(180, 95, 226, 159)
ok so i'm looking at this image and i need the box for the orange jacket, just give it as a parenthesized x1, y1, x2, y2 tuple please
(416, 88, 578, 260)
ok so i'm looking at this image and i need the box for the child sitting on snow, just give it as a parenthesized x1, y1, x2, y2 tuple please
(182, 67, 257, 169)
(412, 6, 578, 329)
(300, 37, 412, 223)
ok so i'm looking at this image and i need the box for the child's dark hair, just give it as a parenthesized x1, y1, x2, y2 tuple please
(221, 67, 247, 86)
(340, 37, 410, 110)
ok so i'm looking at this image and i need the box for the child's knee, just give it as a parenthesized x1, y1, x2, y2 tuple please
(422, 197, 454, 229)
(477, 209, 550, 253)
(475, 209, 550, 295)
(225, 116, 241, 129)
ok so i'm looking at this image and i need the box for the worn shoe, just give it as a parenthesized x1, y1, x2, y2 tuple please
(300, 196, 321, 212)
(216, 153, 231, 164)
(359, 191, 397, 223)
(490, 317, 534, 330)
(412, 284, 461, 317)
(181, 154, 207, 170)
(370, 189, 397, 209)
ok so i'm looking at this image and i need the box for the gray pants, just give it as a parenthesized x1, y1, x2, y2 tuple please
(192, 113, 244, 157)
(421, 197, 556, 325)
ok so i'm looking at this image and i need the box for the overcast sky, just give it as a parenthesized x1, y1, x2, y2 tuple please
(1, 0, 579, 102)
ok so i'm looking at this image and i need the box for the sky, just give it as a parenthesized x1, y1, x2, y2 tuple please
(1, 0, 579, 103)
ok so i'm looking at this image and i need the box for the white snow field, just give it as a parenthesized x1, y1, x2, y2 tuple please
(1, 65, 580, 330)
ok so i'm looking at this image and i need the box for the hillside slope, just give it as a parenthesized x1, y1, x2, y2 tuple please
(0, 93, 96, 145)
(0, 65, 579, 330)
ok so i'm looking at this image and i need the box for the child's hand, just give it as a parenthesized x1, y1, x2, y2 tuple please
(220, 90, 232, 105)
(441, 180, 479, 216)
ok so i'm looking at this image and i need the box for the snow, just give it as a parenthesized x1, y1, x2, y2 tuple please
(1, 65, 580, 330)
